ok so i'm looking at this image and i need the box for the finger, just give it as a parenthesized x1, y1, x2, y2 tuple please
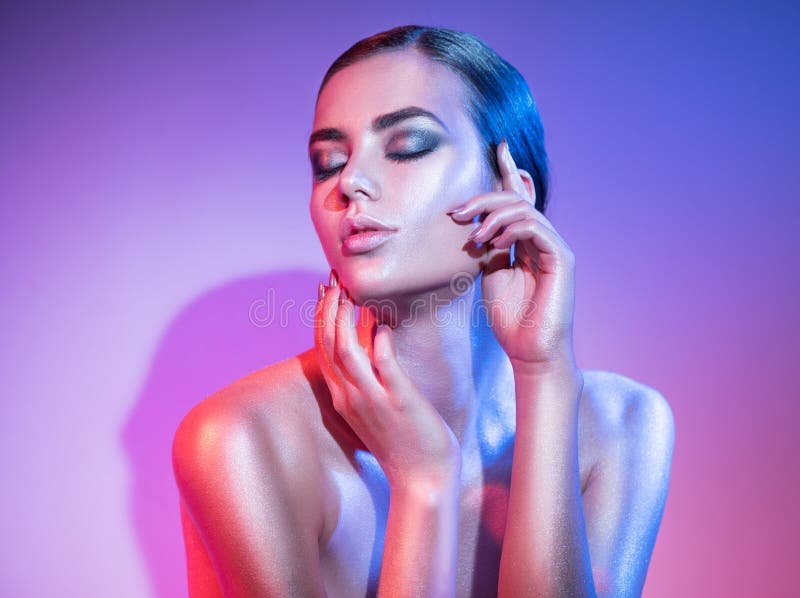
(334, 288, 385, 399)
(314, 282, 334, 376)
(324, 281, 373, 416)
(451, 192, 522, 271)
(449, 190, 559, 238)
(497, 139, 530, 200)
(320, 280, 358, 393)
(372, 323, 410, 407)
(356, 303, 377, 365)
(315, 281, 348, 404)
(320, 281, 340, 370)
(448, 191, 523, 221)
(329, 289, 364, 399)
(468, 199, 532, 244)
(489, 219, 574, 272)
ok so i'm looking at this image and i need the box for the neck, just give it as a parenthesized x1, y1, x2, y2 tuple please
(359, 274, 513, 447)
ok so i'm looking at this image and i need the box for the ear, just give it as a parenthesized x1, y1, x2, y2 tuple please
(516, 168, 537, 206)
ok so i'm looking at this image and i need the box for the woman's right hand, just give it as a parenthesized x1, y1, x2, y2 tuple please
(315, 270, 462, 492)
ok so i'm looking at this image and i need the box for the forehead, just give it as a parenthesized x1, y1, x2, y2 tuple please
(313, 50, 471, 133)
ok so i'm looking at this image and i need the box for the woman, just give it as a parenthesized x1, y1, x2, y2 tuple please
(172, 25, 675, 598)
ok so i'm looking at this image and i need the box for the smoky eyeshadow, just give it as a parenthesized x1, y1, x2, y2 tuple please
(310, 127, 442, 176)
(389, 128, 441, 152)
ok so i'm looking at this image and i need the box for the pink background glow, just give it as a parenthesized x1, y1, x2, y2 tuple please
(2, 2, 797, 596)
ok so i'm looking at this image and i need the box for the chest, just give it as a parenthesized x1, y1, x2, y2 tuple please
(314, 379, 602, 596)
(319, 447, 516, 598)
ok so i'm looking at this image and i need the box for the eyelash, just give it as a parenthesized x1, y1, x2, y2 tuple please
(313, 148, 435, 182)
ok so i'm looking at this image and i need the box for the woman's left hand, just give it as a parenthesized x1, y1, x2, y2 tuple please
(449, 139, 578, 372)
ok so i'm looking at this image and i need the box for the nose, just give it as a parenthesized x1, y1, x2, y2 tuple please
(337, 153, 381, 204)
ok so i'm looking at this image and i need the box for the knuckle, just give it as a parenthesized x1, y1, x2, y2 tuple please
(388, 393, 408, 411)
(331, 393, 347, 413)
(319, 316, 331, 336)
(374, 348, 392, 364)
(336, 339, 354, 361)
(332, 325, 347, 348)
(347, 391, 373, 414)
(493, 229, 508, 244)
(337, 389, 360, 413)
(498, 224, 518, 240)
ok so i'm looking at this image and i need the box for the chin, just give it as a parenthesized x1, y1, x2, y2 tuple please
(344, 276, 399, 306)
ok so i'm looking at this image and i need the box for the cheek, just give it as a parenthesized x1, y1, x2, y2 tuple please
(398, 154, 487, 262)
(403, 150, 487, 240)
(425, 147, 488, 212)
(451, 146, 491, 199)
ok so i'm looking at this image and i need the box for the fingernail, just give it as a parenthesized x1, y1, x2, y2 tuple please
(318, 281, 325, 300)
(467, 224, 483, 239)
(329, 269, 338, 286)
(447, 206, 466, 215)
(502, 140, 513, 163)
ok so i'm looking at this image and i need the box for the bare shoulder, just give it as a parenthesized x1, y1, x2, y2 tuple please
(579, 369, 675, 475)
(171, 349, 338, 595)
(580, 369, 674, 433)
(173, 348, 322, 439)
(171, 347, 332, 497)
(577, 371, 675, 594)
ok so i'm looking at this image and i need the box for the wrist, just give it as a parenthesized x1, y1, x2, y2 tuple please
(389, 467, 461, 503)
(511, 355, 584, 410)
(510, 350, 580, 380)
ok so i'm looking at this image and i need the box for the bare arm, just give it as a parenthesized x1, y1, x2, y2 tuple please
(498, 360, 675, 597)
(179, 498, 225, 598)
(172, 398, 329, 598)
(498, 360, 594, 597)
(580, 382, 675, 596)
(378, 475, 461, 598)
(451, 140, 675, 595)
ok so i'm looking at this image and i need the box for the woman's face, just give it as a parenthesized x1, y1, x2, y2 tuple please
(309, 49, 496, 305)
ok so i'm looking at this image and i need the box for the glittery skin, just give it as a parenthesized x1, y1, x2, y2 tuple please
(173, 46, 674, 597)
(174, 355, 673, 596)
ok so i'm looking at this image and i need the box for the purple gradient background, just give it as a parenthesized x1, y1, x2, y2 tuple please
(2, 2, 798, 596)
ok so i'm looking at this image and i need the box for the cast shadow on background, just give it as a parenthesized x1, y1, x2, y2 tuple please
(121, 269, 324, 597)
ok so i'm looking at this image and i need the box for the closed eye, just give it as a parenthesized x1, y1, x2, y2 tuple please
(311, 130, 441, 183)
(312, 148, 436, 182)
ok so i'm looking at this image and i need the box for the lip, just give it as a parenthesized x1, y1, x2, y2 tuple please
(340, 213, 398, 239)
(339, 212, 399, 255)
(342, 229, 397, 254)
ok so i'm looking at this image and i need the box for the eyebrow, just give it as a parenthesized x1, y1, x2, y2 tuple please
(308, 106, 449, 148)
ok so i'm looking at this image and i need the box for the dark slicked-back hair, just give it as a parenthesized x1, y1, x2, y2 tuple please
(316, 25, 550, 214)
